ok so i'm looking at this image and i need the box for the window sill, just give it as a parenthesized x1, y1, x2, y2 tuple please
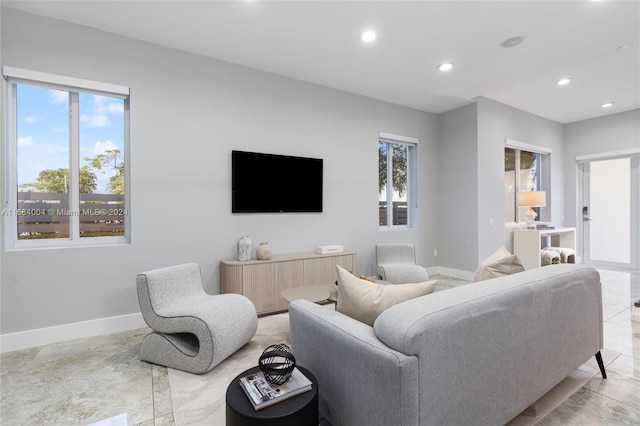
(4, 237, 130, 252)
(379, 225, 414, 232)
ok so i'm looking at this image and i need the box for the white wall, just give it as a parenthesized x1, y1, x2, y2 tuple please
(437, 103, 479, 271)
(436, 98, 566, 271)
(0, 8, 439, 336)
(476, 97, 565, 259)
(374, 103, 440, 273)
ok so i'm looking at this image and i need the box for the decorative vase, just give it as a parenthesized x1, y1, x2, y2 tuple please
(256, 242, 272, 260)
(237, 236, 252, 261)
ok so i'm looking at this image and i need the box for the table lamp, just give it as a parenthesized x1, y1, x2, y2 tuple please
(518, 191, 546, 229)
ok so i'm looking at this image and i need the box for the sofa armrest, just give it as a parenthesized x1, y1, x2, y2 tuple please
(289, 300, 419, 426)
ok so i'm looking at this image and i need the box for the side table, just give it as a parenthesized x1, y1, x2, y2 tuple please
(226, 365, 318, 426)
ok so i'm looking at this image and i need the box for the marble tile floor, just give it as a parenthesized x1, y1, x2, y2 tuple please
(1, 269, 638, 426)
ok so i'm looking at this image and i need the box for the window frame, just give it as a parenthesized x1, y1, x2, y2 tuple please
(378, 132, 418, 230)
(3, 67, 131, 250)
(504, 138, 552, 224)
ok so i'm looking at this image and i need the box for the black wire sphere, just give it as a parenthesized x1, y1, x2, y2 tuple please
(258, 343, 296, 385)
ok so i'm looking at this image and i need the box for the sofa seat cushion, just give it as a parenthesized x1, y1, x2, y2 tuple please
(336, 265, 437, 326)
(474, 246, 525, 282)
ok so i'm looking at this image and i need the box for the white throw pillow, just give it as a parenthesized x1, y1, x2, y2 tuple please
(474, 247, 525, 282)
(335, 265, 438, 326)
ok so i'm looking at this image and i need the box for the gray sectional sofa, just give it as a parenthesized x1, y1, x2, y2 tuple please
(289, 264, 604, 426)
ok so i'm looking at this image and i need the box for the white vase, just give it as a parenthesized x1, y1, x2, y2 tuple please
(237, 236, 252, 261)
(256, 242, 272, 260)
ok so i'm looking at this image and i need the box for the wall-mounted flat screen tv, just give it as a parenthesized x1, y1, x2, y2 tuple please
(232, 150, 323, 213)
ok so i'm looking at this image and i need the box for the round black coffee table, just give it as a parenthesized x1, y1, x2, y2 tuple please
(226, 365, 318, 426)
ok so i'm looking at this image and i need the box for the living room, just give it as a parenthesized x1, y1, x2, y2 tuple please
(1, 1, 639, 425)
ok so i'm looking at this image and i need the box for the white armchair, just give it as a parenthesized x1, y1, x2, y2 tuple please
(376, 243, 429, 284)
(136, 263, 258, 374)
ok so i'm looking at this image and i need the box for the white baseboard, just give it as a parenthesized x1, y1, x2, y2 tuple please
(0, 313, 147, 353)
(427, 266, 475, 282)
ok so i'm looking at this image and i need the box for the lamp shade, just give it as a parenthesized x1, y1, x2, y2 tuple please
(518, 191, 546, 207)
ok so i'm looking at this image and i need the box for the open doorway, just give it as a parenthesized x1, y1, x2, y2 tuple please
(578, 153, 639, 271)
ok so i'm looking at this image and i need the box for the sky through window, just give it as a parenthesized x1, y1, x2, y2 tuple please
(17, 84, 125, 194)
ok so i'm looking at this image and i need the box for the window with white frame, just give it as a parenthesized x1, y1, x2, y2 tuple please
(3, 67, 130, 248)
(378, 133, 417, 228)
(504, 139, 551, 223)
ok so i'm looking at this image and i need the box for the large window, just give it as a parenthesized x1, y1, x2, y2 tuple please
(3, 67, 130, 248)
(504, 140, 551, 223)
(378, 133, 417, 228)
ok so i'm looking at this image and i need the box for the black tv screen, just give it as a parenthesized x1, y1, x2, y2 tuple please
(232, 150, 323, 213)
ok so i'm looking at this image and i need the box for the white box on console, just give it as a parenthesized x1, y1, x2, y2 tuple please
(315, 245, 344, 255)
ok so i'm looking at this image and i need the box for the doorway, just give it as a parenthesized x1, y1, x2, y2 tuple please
(578, 153, 639, 270)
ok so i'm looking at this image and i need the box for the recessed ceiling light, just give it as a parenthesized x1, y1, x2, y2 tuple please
(556, 78, 573, 86)
(501, 36, 525, 48)
(437, 62, 454, 72)
(601, 102, 615, 108)
(361, 30, 376, 43)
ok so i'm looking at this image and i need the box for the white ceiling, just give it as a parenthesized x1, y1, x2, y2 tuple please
(3, 0, 639, 124)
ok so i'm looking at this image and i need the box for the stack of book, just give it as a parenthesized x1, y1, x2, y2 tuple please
(239, 367, 313, 411)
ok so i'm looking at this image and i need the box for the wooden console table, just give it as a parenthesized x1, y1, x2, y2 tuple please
(513, 227, 576, 270)
(220, 251, 356, 315)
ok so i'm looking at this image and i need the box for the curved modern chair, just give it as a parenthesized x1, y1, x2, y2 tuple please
(136, 263, 258, 374)
(376, 243, 430, 284)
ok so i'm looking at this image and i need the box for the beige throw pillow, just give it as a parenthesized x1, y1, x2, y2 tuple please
(474, 247, 525, 282)
(335, 265, 438, 326)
